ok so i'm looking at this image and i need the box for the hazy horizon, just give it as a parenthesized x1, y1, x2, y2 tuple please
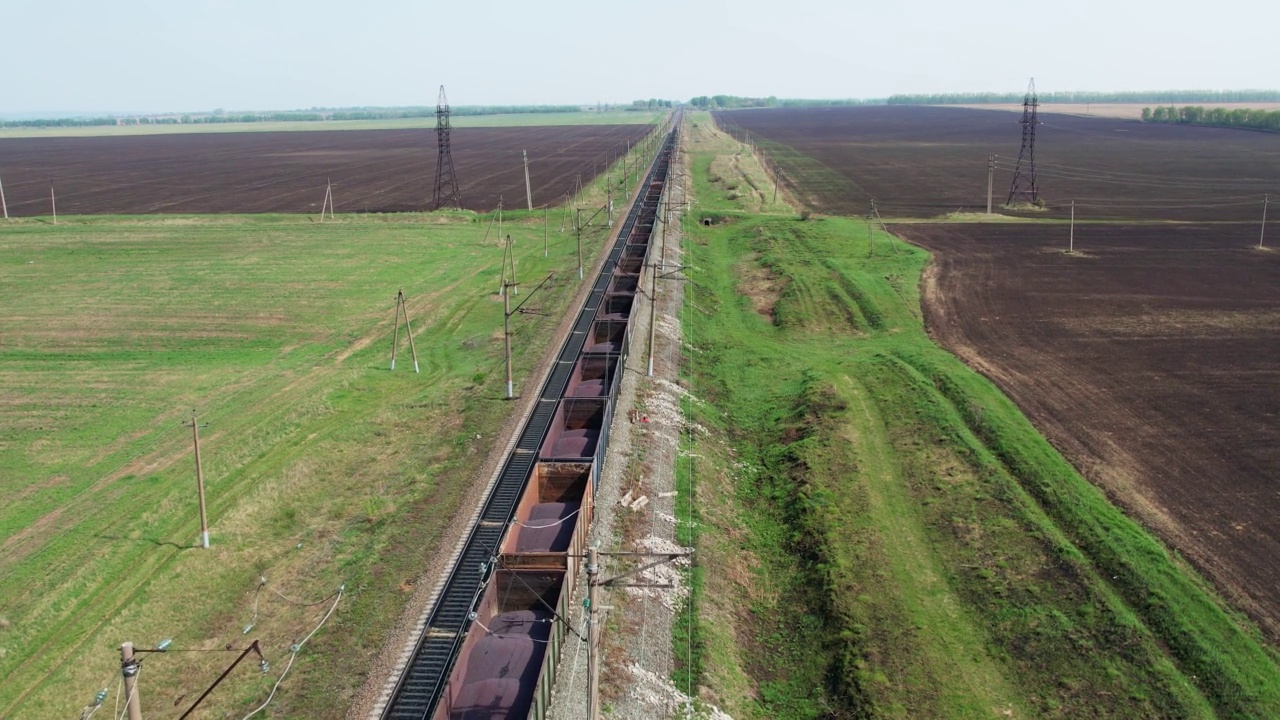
(8, 89, 1280, 121)
(3, 0, 1277, 115)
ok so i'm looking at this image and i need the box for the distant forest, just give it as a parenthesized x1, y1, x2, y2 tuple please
(1142, 105, 1280, 131)
(0, 104, 587, 129)
(888, 90, 1280, 105)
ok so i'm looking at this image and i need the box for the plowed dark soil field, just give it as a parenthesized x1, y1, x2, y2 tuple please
(895, 221, 1280, 639)
(0, 125, 649, 215)
(714, 106, 1280, 220)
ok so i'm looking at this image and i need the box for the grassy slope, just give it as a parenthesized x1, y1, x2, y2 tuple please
(0, 209, 619, 718)
(676, 114, 1280, 718)
(0, 111, 662, 138)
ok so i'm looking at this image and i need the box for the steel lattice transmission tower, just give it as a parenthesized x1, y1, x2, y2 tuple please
(433, 85, 463, 210)
(1006, 78, 1040, 206)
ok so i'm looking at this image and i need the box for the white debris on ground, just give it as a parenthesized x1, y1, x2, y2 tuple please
(624, 536, 692, 611)
(626, 664, 735, 720)
(647, 377, 708, 439)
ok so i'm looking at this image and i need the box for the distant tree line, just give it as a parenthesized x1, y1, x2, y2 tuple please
(687, 95, 882, 109)
(887, 90, 1280, 105)
(1142, 105, 1280, 131)
(627, 99, 676, 111)
(0, 104, 585, 129)
(689, 95, 777, 109)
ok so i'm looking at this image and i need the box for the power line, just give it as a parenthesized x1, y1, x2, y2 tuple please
(240, 584, 344, 720)
(1031, 158, 1278, 186)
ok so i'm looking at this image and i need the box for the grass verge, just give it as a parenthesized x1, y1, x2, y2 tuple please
(673, 124, 1280, 718)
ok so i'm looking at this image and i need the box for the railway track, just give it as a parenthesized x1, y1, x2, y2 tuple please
(379, 120, 679, 720)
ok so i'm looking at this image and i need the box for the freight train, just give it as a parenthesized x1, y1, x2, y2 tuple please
(381, 120, 679, 720)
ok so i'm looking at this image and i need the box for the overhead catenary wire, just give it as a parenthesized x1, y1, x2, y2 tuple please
(240, 583, 344, 720)
(1030, 157, 1279, 186)
(110, 677, 123, 720)
(1070, 198, 1264, 210)
(509, 507, 581, 529)
(76, 670, 119, 720)
(1023, 166, 1276, 193)
(468, 615, 556, 643)
(465, 527, 587, 644)
(115, 667, 138, 720)
(563, 614, 592, 702)
(267, 582, 343, 607)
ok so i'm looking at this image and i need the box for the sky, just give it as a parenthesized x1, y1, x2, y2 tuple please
(2, 0, 1277, 115)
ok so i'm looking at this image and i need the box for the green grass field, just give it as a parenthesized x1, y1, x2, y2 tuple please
(0, 206, 620, 717)
(0, 111, 663, 138)
(675, 113, 1280, 718)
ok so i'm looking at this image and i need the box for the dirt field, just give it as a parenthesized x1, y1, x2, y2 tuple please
(0, 124, 650, 215)
(713, 106, 1280, 220)
(894, 221, 1280, 639)
(952, 102, 1280, 121)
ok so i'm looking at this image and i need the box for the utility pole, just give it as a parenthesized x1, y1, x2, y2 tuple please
(586, 547, 600, 720)
(481, 201, 499, 245)
(500, 233, 518, 295)
(1069, 200, 1076, 253)
(1261, 194, 1270, 249)
(576, 208, 584, 280)
(522, 150, 533, 211)
(50, 180, 57, 225)
(501, 272, 554, 401)
(582, 546, 693, 718)
(389, 289, 420, 373)
(0, 173, 8, 219)
(184, 411, 210, 549)
(619, 147, 627, 198)
(320, 178, 334, 221)
(986, 155, 995, 214)
(870, 199, 899, 256)
(649, 194, 669, 377)
(504, 278, 513, 398)
(867, 215, 875, 258)
(575, 203, 608, 281)
(120, 642, 143, 720)
(659, 190, 668, 266)
(647, 256, 659, 377)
